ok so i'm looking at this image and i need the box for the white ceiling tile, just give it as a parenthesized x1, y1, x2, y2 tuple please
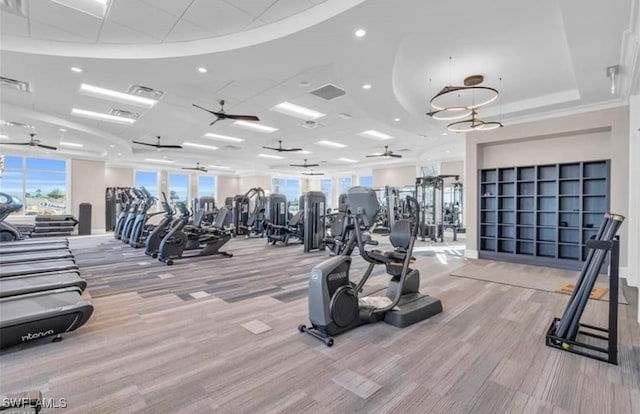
(183, 0, 253, 36)
(107, 0, 180, 40)
(99, 20, 162, 44)
(259, 0, 313, 23)
(308, 0, 327, 4)
(224, 0, 276, 17)
(242, 18, 267, 31)
(138, 0, 195, 17)
(29, 20, 90, 43)
(0, 12, 29, 37)
(28, 0, 102, 41)
(164, 18, 218, 42)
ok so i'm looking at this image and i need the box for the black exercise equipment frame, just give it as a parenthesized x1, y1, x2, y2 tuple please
(545, 237, 619, 365)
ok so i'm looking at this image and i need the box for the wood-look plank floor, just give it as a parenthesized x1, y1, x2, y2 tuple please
(0, 234, 638, 414)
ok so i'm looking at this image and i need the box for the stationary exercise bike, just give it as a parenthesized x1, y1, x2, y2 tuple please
(299, 186, 443, 346)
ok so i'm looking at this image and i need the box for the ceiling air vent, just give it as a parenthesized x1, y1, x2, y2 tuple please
(309, 83, 346, 101)
(0, 77, 32, 93)
(109, 109, 140, 119)
(0, 0, 28, 17)
(127, 85, 165, 100)
(298, 120, 323, 130)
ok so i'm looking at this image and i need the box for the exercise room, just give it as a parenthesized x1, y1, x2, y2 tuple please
(0, 0, 639, 412)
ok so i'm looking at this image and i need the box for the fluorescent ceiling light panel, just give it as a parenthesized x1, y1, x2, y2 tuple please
(315, 140, 347, 148)
(183, 142, 218, 150)
(208, 165, 232, 170)
(50, 0, 109, 19)
(358, 130, 394, 140)
(271, 102, 326, 120)
(258, 153, 283, 159)
(70, 67, 83, 73)
(232, 120, 278, 133)
(145, 158, 175, 164)
(71, 108, 136, 124)
(60, 142, 83, 148)
(203, 133, 244, 143)
(79, 84, 157, 108)
(338, 158, 358, 163)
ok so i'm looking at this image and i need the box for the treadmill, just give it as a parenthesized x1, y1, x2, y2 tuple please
(0, 287, 93, 349)
(0, 259, 78, 278)
(0, 243, 71, 255)
(0, 249, 75, 265)
(0, 271, 87, 298)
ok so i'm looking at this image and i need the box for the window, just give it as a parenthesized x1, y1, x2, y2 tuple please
(197, 176, 216, 200)
(0, 155, 68, 215)
(168, 173, 189, 206)
(321, 178, 332, 210)
(134, 171, 159, 199)
(359, 175, 373, 187)
(272, 177, 300, 211)
(338, 176, 352, 195)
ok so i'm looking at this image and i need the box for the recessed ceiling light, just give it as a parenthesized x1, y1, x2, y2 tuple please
(315, 140, 347, 148)
(183, 142, 218, 150)
(338, 113, 352, 120)
(208, 165, 232, 170)
(271, 102, 326, 120)
(70, 67, 83, 73)
(59, 128, 67, 132)
(60, 142, 83, 148)
(203, 133, 244, 143)
(71, 108, 136, 124)
(442, 132, 448, 136)
(79, 83, 157, 108)
(338, 158, 358, 163)
(197, 67, 207, 73)
(445, 150, 451, 153)
(394, 118, 400, 122)
(354, 29, 366, 37)
(232, 120, 278, 133)
(109, 144, 115, 148)
(258, 153, 283, 159)
(362, 84, 372, 90)
(358, 130, 394, 140)
(145, 158, 175, 164)
(117, 153, 122, 156)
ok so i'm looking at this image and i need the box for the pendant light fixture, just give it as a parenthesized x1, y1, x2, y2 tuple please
(426, 61, 503, 133)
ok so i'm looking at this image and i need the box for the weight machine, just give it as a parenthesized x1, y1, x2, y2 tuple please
(415, 175, 463, 242)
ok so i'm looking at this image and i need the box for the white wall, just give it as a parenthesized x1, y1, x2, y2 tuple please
(441, 160, 464, 185)
(466, 106, 630, 269)
(239, 175, 271, 192)
(628, 95, 640, 323)
(373, 165, 416, 187)
(104, 166, 133, 187)
(217, 175, 240, 205)
(70, 159, 106, 232)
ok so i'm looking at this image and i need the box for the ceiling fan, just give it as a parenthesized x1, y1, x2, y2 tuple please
(193, 99, 260, 126)
(133, 136, 183, 149)
(366, 145, 402, 158)
(182, 162, 208, 173)
(302, 170, 324, 176)
(263, 140, 302, 152)
(0, 133, 57, 150)
(290, 158, 319, 168)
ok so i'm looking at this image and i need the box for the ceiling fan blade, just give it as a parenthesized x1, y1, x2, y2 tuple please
(280, 148, 303, 152)
(366, 154, 382, 158)
(226, 114, 260, 121)
(200, 169, 208, 173)
(36, 143, 58, 150)
(158, 145, 183, 149)
(0, 142, 31, 146)
(192, 104, 221, 116)
(262, 146, 280, 151)
(390, 154, 402, 158)
(290, 163, 320, 168)
(132, 141, 157, 147)
(181, 167, 198, 171)
(303, 172, 325, 176)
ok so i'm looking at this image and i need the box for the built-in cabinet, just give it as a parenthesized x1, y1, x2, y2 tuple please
(479, 160, 609, 269)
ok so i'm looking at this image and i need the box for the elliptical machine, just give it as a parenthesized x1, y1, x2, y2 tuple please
(299, 186, 443, 346)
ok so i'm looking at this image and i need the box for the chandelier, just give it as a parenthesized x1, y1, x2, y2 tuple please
(427, 74, 502, 132)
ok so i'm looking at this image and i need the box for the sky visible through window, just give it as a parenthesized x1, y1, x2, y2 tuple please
(134, 171, 158, 199)
(168, 173, 189, 205)
(197, 176, 216, 199)
(359, 175, 373, 187)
